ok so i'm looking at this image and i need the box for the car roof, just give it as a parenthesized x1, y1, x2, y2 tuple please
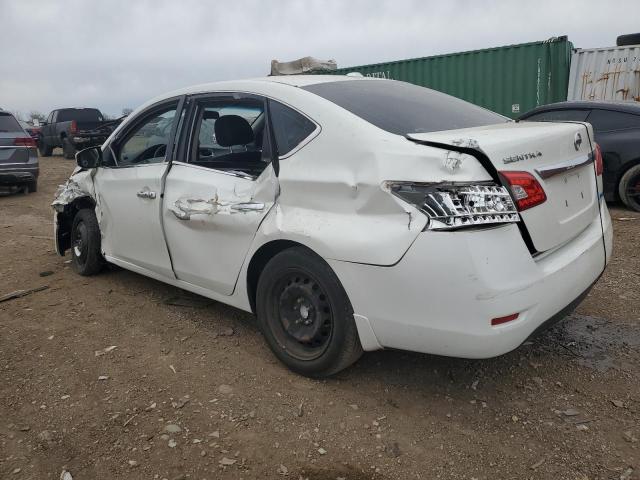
(523, 100, 640, 116)
(152, 75, 377, 101)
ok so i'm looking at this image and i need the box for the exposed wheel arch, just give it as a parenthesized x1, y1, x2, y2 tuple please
(246, 239, 316, 314)
(56, 196, 97, 256)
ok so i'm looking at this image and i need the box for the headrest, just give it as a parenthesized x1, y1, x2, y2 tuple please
(214, 115, 254, 147)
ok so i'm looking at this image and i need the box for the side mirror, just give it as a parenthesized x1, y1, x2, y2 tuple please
(76, 146, 102, 169)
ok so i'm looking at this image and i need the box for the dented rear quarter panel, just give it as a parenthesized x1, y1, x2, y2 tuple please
(243, 83, 495, 267)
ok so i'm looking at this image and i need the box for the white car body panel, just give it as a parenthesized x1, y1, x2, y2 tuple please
(330, 212, 610, 357)
(162, 162, 278, 295)
(409, 121, 600, 252)
(52, 75, 612, 362)
(94, 163, 174, 278)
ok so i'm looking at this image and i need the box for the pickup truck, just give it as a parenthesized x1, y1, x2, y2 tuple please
(38, 108, 122, 159)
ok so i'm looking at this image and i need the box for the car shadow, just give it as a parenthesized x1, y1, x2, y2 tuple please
(95, 263, 637, 399)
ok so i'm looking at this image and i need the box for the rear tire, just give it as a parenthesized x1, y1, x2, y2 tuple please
(256, 247, 363, 377)
(70, 209, 104, 276)
(618, 164, 640, 212)
(26, 181, 37, 193)
(38, 140, 52, 157)
(62, 138, 76, 160)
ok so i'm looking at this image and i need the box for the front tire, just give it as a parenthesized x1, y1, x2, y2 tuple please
(256, 247, 362, 377)
(71, 209, 104, 276)
(62, 138, 76, 160)
(618, 164, 640, 212)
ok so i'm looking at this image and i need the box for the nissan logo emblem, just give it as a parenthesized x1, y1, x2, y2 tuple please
(574, 132, 582, 151)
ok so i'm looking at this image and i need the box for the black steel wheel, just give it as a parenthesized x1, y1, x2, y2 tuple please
(273, 270, 334, 361)
(256, 247, 362, 377)
(619, 164, 640, 212)
(71, 209, 104, 276)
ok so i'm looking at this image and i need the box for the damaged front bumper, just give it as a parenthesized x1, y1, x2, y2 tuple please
(329, 209, 611, 358)
(51, 169, 96, 255)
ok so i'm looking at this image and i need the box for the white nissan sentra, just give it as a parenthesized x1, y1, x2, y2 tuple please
(52, 76, 612, 377)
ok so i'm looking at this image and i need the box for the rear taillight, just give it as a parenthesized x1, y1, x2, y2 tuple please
(14, 137, 36, 148)
(386, 182, 519, 230)
(500, 171, 547, 211)
(594, 143, 603, 176)
(70, 120, 78, 134)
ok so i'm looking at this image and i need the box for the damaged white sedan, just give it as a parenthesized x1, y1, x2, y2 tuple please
(53, 76, 612, 376)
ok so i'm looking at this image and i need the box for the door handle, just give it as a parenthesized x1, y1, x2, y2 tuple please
(137, 190, 157, 199)
(230, 202, 265, 212)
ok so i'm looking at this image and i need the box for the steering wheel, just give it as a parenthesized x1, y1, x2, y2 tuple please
(130, 143, 167, 164)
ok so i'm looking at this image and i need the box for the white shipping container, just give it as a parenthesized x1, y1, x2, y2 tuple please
(568, 45, 640, 103)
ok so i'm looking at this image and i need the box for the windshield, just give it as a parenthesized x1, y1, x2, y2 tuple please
(0, 113, 22, 132)
(303, 80, 507, 134)
(57, 109, 103, 122)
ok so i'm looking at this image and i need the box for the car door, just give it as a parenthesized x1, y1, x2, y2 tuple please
(43, 111, 55, 145)
(585, 109, 640, 181)
(93, 98, 184, 278)
(161, 93, 280, 295)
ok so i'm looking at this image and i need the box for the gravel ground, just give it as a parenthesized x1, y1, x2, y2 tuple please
(1, 154, 639, 480)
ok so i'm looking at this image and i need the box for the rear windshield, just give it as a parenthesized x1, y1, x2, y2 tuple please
(303, 80, 507, 134)
(0, 113, 22, 132)
(57, 109, 103, 122)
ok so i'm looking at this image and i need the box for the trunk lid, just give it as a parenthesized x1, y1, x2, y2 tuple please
(408, 121, 600, 252)
(0, 132, 30, 164)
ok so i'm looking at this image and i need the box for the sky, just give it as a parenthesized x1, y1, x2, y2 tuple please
(1, 0, 637, 118)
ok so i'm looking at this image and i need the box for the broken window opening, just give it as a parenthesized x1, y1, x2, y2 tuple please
(188, 99, 269, 179)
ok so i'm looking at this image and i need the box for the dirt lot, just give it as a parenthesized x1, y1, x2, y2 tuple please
(1, 154, 639, 480)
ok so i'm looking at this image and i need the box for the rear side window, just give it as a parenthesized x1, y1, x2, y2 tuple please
(586, 110, 640, 132)
(0, 113, 22, 132)
(523, 109, 590, 122)
(57, 109, 103, 122)
(303, 80, 506, 135)
(269, 101, 316, 155)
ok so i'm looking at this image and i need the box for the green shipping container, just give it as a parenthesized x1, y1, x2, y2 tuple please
(332, 37, 573, 118)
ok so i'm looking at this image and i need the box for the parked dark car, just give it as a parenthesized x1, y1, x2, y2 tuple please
(19, 120, 41, 142)
(519, 101, 640, 211)
(38, 108, 121, 159)
(0, 111, 39, 193)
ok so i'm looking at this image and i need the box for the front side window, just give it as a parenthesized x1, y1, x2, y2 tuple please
(117, 105, 178, 166)
(269, 100, 316, 156)
(188, 97, 268, 178)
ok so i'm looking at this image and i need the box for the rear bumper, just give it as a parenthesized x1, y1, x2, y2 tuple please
(329, 211, 610, 358)
(0, 165, 39, 185)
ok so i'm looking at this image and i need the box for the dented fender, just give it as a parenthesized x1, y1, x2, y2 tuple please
(51, 167, 96, 212)
(51, 168, 98, 256)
